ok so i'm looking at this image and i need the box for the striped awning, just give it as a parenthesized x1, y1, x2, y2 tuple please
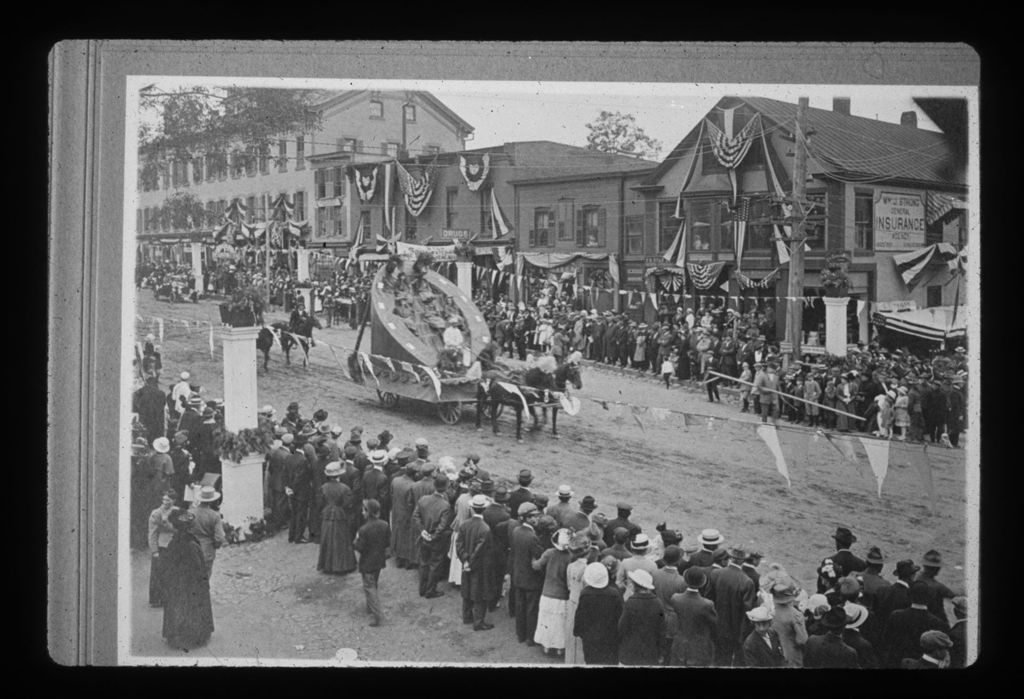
(871, 305, 965, 342)
(926, 191, 968, 226)
(892, 243, 958, 290)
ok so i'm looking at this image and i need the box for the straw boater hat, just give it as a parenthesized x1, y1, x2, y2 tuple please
(368, 449, 388, 466)
(180, 371, 190, 380)
(630, 533, 651, 553)
(700, 528, 724, 546)
(198, 485, 221, 503)
(845, 603, 869, 630)
(746, 606, 773, 624)
(627, 569, 655, 590)
(557, 484, 573, 499)
(152, 437, 170, 454)
(324, 461, 343, 477)
(145, 333, 155, 342)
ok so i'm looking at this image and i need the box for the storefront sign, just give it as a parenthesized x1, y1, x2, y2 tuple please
(874, 192, 925, 250)
(440, 228, 473, 240)
(395, 240, 457, 262)
(875, 299, 918, 313)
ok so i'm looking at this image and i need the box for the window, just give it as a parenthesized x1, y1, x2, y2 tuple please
(231, 151, 243, 178)
(746, 197, 774, 250)
(405, 215, 417, 242)
(688, 200, 713, 251)
(192, 158, 203, 184)
(480, 190, 493, 238)
(316, 204, 343, 239)
(358, 210, 372, 241)
(277, 140, 288, 172)
(446, 188, 459, 228)
(338, 137, 357, 153)
(381, 142, 399, 157)
(854, 190, 874, 250)
(658, 200, 679, 252)
(557, 199, 574, 240)
(577, 206, 606, 248)
(295, 136, 305, 170)
(926, 285, 942, 308)
(370, 99, 384, 119)
(803, 190, 826, 250)
(315, 169, 327, 200)
(404, 104, 416, 122)
(625, 214, 644, 255)
(718, 200, 734, 251)
(530, 208, 554, 247)
(254, 194, 268, 223)
(245, 148, 257, 177)
(205, 201, 215, 225)
(246, 196, 256, 222)
(161, 165, 170, 189)
(293, 190, 306, 222)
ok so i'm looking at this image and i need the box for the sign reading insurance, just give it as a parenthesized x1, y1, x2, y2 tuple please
(874, 191, 925, 250)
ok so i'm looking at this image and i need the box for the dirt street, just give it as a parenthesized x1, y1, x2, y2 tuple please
(129, 295, 968, 664)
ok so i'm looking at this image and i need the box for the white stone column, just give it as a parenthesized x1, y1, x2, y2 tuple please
(296, 248, 311, 281)
(456, 260, 473, 299)
(219, 326, 264, 527)
(190, 241, 204, 295)
(823, 296, 850, 357)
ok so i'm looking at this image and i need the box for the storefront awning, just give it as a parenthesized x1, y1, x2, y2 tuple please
(871, 305, 965, 341)
(926, 191, 968, 226)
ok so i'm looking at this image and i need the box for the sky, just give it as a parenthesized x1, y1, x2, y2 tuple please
(137, 78, 950, 161)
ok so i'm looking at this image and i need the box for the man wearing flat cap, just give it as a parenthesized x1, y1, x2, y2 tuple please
(509, 502, 544, 645)
(742, 606, 786, 668)
(880, 580, 949, 668)
(603, 503, 641, 549)
(412, 473, 454, 599)
(711, 547, 759, 666)
(900, 630, 954, 669)
(507, 469, 535, 521)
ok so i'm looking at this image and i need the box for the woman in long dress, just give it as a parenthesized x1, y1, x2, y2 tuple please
(448, 481, 475, 587)
(574, 561, 624, 665)
(318, 462, 357, 575)
(835, 376, 853, 432)
(532, 528, 573, 657)
(162, 508, 214, 650)
(563, 533, 591, 665)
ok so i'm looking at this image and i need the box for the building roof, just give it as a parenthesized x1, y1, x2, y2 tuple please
(463, 140, 657, 180)
(309, 90, 475, 135)
(646, 95, 964, 188)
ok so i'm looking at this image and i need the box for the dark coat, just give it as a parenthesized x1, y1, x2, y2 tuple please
(842, 628, 879, 668)
(900, 656, 944, 669)
(712, 564, 757, 643)
(389, 474, 417, 561)
(804, 632, 859, 669)
(457, 516, 497, 602)
(742, 629, 787, 668)
(881, 607, 948, 668)
(134, 383, 167, 436)
(874, 580, 912, 628)
(949, 619, 967, 669)
(509, 522, 544, 591)
(161, 530, 213, 649)
(506, 487, 533, 520)
(266, 446, 291, 492)
(914, 573, 956, 620)
(574, 585, 624, 665)
(354, 518, 391, 573)
(829, 549, 868, 579)
(603, 516, 640, 548)
(669, 589, 718, 666)
(617, 589, 666, 666)
(361, 468, 391, 511)
(284, 451, 313, 496)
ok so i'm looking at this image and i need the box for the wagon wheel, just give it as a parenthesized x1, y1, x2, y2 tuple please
(377, 391, 399, 408)
(484, 401, 505, 420)
(437, 401, 462, 425)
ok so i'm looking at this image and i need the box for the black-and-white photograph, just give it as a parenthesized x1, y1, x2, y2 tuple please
(48, 42, 980, 668)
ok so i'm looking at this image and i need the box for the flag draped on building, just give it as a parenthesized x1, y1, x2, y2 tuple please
(348, 215, 365, 261)
(892, 243, 958, 290)
(735, 266, 781, 290)
(662, 221, 687, 267)
(734, 196, 750, 270)
(686, 261, 727, 290)
(396, 158, 438, 217)
(705, 112, 761, 205)
(349, 164, 379, 203)
(383, 162, 395, 234)
(489, 187, 511, 238)
(459, 153, 490, 191)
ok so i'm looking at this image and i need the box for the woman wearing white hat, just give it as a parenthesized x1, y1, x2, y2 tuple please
(574, 561, 623, 665)
(531, 528, 574, 656)
(617, 568, 665, 666)
(317, 461, 357, 576)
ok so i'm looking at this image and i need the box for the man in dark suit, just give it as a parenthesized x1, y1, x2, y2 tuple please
(841, 603, 879, 668)
(855, 545, 891, 613)
(668, 567, 717, 667)
(457, 494, 497, 631)
(880, 580, 949, 668)
(509, 502, 544, 645)
(874, 559, 919, 633)
(689, 528, 724, 569)
(407, 462, 437, 570)
(354, 498, 391, 627)
(827, 527, 867, 580)
(506, 469, 535, 521)
(652, 546, 688, 664)
(133, 376, 167, 443)
(389, 461, 419, 569)
(948, 597, 967, 669)
(412, 474, 454, 599)
(265, 436, 292, 531)
(804, 607, 859, 668)
(900, 630, 953, 669)
(482, 485, 512, 611)
(283, 442, 313, 543)
(176, 395, 204, 447)
(742, 606, 786, 668)
(360, 450, 392, 524)
(914, 549, 958, 621)
(712, 547, 758, 666)
(603, 503, 641, 549)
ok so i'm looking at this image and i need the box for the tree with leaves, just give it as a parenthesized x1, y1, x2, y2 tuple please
(159, 192, 207, 231)
(584, 111, 662, 160)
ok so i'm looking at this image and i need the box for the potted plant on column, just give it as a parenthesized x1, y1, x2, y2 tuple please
(219, 284, 267, 327)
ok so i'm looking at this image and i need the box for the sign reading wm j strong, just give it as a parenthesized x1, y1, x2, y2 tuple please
(874, 191, 925, 251)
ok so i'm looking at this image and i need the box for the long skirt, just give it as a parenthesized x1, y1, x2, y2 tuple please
(318, 509, 357, 575)
(448, 530, 463, 585)
(534, 595, 568, 650)
(563, 597, 584, 664)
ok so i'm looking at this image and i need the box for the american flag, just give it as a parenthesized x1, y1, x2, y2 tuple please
(734, 196, 750, 270)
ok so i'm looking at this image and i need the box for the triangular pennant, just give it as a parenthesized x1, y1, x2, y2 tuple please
(208, 323, 214, 359)
(630, 405, 647, 433)
(756, 424, 791, 488)
(858, 436, 891, 498)
(650, 407, 669, 422)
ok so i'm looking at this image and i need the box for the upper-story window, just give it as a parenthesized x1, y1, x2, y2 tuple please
(277, 140, 288, 172)
(658, 200, 678, 252)
(339, 137, 358, 153)
(854, 190, 874, 251)
(381, 142, 400, 157)
(370, 99, 384, 120)
(404, 104, 416, 122)
(295, 136, 305, 171)
(576, 206, 606, 248)
(530, 209, 555, 247)
(446, 188, 459, 229)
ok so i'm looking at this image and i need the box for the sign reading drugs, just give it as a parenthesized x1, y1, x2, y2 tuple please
(874, 192, 925, 250)
(439, 228, 473, 240)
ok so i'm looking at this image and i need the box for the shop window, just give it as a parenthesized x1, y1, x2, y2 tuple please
(854, 190, 874, 250)
(926, 285, 942, 308)
(405, 215, 417, 242)
(658, 200, 679, 252)
(403, 104, 416, 122)
(625, 214, 644, 255)
(316, 204, 343, 239)
(446, 188, 459, 229)
(530, 209, 554, 247)
(358, 210, 372, 241)
(688, 200, 713, 251)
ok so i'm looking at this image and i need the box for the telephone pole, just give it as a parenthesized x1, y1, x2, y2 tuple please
(785, 96, 810, 363)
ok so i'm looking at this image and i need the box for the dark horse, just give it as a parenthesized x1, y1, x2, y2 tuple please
(256, 322, 293, 372)
(475, 362, 583, 442)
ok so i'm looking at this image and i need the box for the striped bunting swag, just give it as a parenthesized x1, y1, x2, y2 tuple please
(736, 265, 781, 290)
(892, 243, 958, 290)
(706, 112, 761, 205)
(459, 153, 490, 191)
(396, 158, 438, 217)
(686, 261, 727, 290)
(734, 196, 750, 270)
(270, 193, 294, 219)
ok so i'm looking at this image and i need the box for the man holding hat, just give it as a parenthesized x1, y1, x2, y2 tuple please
(880, 580, 949, 668)
(914, 549, 958, 621)
(617, 569, 665, 666)
(900, 630, 954, 669)
(603, 503, 641, 549)
(457, 494, 497, 631)
(742, 606, 786, 667)
(668, 567, 717, 666)
(188, 485, 227, 579)
(509, 502, 544, 645)
(389, 459, 419, 569)
(804, 606, 859, 668)
(412, 472, 454, 598)
(711, 547, 758, 666)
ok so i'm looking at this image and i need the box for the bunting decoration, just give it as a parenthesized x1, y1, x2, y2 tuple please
(349, 164, 379, 203)
(734, 196, 750, 270)
(662, 221, 687, 267)
(383, 163, 395, 234)
(858, 436, 891, 498)
(892, 243, 959, 290)
(686, 261, 728, 290)
(630, 405, 647, 433)
(348, 215, 365, 261)
(395, 158, 439, 217)
(270, 193, 294, 220)
(706, 112, 762, 205)
(756, 424, 791, 488)
(490, 187, 511, 238)
(673, 120, 706, 218)
(399, 360, 421, 383)
(359, 352, 379, 386)
(458, 153, 490, 191)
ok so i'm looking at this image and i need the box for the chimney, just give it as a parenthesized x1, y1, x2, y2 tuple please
(901, 111, 918, 128)
(832, 97, 851, 116)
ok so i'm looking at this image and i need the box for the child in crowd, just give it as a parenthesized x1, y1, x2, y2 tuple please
(662, 350, 678, 389)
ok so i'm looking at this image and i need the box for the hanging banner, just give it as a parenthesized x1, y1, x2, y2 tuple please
(395, 158, 438, 217)
(650, 407, 669, 422)
(459, 153, 490, 191)
(348, 164, 380, 203)
(858, 436, 891, 498)
(686, 262, 727, 290)
(757, 424, 791, 488)
(395, 240, 457, 262)
(630, 405, 647, 433)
